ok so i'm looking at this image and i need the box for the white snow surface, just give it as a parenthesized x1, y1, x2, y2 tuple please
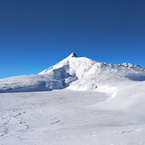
(1, 90, 145, 145)
(0, 53, 145, 109)
(0, 53, 145, 144)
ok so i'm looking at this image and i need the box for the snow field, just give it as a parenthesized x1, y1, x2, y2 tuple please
(0, 90, 145, 145)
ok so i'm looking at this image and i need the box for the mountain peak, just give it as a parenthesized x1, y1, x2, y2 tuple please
(68, 52, 77, 58)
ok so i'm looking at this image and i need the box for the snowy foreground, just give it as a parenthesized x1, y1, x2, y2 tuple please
(1, 90, 145, 145)
(0, 53, 145, 144)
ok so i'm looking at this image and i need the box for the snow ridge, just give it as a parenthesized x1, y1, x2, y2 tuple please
(120, 63, 145, 71)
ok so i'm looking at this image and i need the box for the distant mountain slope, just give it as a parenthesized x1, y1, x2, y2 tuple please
(120, 62, 145, 71)
(0, 53, 145, 97)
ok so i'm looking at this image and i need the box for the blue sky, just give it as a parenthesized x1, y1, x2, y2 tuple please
(0, 0, 145, 79)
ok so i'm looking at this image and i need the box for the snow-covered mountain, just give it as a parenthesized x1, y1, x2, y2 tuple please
(1, 53, 145, 145)
(0, 53, 145, 95)
(120, 62, 145, 71)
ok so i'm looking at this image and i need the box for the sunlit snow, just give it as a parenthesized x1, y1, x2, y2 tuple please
(0, 53, 145, 145)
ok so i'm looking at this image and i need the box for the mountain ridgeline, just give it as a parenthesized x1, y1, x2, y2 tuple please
(0, 53, 145, 93)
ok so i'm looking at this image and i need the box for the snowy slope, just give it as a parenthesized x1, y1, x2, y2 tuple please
(1, 53, 145, 145)
(0, 52, 145, 95)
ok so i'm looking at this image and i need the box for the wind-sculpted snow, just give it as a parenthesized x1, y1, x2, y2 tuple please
(0, 75, 65, 92)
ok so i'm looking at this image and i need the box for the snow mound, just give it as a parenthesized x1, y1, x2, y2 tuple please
(0, 75, 64, 93)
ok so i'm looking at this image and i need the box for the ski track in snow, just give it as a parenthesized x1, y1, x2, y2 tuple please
(0, 90, 145, 145)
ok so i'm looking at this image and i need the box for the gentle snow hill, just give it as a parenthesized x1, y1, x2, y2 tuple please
(0, 52, 145, 109)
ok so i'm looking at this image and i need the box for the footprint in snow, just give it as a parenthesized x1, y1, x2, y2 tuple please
(50, 118, 60, 124)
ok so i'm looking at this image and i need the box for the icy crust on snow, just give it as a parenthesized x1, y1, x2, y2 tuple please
(0, 53, 145, 98)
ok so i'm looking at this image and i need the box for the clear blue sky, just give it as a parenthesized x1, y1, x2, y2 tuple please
(0, 0, 145, 79)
